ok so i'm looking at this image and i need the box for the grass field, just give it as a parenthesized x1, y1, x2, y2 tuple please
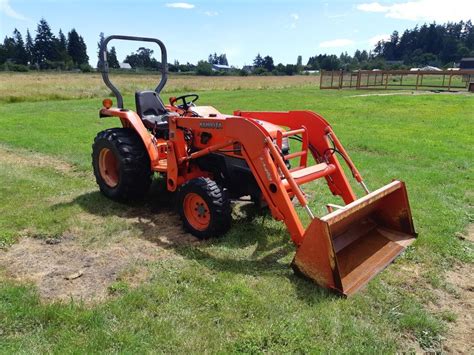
(0, 72, 473, 353)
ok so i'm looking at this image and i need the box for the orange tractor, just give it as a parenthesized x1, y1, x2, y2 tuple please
(94, 35, 416, 296)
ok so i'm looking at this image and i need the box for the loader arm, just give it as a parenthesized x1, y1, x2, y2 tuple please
(235, 110, 361, 204)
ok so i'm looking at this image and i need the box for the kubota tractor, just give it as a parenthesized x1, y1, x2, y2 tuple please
(94, 35, 417, 296)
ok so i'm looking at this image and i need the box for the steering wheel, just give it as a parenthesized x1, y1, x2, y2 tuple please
(170, 94, 199, 110)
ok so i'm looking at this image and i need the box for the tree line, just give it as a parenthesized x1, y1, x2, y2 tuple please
(0, 19, 90, 71)
(2, 19, 473, 74)
(374, 21, 474, 67)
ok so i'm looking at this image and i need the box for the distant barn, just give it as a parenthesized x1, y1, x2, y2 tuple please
(212, 64, 232, 72)
(119, 62, 132, 70)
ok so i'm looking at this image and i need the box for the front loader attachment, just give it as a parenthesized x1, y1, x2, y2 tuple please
(292, 180, 416, 296)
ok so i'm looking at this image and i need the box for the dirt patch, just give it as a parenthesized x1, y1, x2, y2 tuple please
(438, 225, 474, 353)
(0, 145, 83, 177)
(0, 231, 198, 303)
(440, 263, 474, 353)
(392, 226, 474, 353)
(456, 224, 474, 243)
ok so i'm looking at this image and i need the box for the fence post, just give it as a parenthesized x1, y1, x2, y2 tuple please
(339, 69, 343, 89)
(319, 70, 323, 89)
(330, 71, 334, 88)
(415, 73, 419, 90)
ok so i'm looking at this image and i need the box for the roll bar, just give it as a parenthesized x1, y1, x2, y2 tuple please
(98, 35, 168, 109)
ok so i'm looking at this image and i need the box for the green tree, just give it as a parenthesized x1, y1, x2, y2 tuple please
(207, 53, 228, 65)
(34, 18, 57, 65)
(253, 53, 264, 67)
(296, 55, 303, 72)
(13, 29, 28, 65)
(1, 36, 16, 64)
(25, 29, 34, 64)
(218, 53, 228, 66)
(108, 46, 120, 69)
(262, 55, 274, 71)
(55, 29, 70, 66)
(125, 47, 156, 69)
(196, 60, 213, 75)
(58, 29, 67, 51)
(67, 29, 89, 66)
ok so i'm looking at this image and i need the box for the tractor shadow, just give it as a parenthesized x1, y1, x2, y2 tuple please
(52, 178, 334, 301)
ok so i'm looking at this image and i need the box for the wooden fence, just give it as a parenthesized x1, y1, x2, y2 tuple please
(320, 69, 474, 91)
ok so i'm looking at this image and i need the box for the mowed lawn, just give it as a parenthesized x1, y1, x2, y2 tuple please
(0, 73, 473, 353)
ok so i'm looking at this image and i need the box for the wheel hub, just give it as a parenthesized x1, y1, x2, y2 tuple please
(98, 148, 119, 188)
(184, 193, 210, 231)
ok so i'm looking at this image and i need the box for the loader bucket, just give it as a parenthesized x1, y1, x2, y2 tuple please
(292, 180, 416, 296)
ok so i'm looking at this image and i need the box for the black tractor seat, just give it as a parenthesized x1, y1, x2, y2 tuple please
(135, 91, 177, 130)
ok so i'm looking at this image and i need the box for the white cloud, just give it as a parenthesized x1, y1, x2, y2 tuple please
(165, 2, 195, 9)
(320, 39, 355, 48)
(288, 13, 299, 29)
(356, 0, 474, 22)
(368, 33, 390, 46)
(0, 0, 28, 20)
(356, 2, 388, 13)
(204, 10, 218, 16)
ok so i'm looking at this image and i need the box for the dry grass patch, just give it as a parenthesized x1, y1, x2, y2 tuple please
(0, 72, 320, 103)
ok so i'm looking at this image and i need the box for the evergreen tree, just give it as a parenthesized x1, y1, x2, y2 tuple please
(55, 29, 70, 65)
(34, 18, 57, 65)
(13, 29, 28, 65)
(25, 29, 34, 64)
(108, 46, 120, 68)
(296, 55, 302, 67)
(58, 29, 67, 51)
(218, 53, 228, 65)
(98, 32, 106, 56)
(1, 36, 16, 63)
(67, 29, 89, 66)
(253, 53, 264, 67)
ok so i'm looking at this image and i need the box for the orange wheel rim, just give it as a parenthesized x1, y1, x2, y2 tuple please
(98, 148, 119, 187)
(184, 193, 210, 231)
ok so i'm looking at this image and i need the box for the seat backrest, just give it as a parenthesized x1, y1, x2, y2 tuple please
(135, 91, 167, 117)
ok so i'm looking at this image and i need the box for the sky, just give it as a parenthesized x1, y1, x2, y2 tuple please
(1, 0, 473, 67)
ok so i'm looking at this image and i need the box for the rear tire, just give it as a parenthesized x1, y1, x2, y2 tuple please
(178, 177, 231, 239)
(92, 128, 152, 201)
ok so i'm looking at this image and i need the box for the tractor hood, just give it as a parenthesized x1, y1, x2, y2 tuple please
(190, 105, 286, 140)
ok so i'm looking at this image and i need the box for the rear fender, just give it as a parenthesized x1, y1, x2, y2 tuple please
(99, 108, 159, 167)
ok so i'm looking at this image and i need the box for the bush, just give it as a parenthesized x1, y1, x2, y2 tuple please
(254, 67, 268, 76)
(2, 63, 29, 72)
(80, 63, 93, 72)
(196, 60, 213, 76)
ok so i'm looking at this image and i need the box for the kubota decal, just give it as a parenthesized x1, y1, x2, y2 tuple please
(199, 122, 223, 129)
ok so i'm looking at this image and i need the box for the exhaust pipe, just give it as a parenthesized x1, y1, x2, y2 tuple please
(292, 180, 416, 296)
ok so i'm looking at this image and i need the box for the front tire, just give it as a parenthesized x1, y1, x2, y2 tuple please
(178, 177, 231, 239)
(92, 128, 152, 201)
